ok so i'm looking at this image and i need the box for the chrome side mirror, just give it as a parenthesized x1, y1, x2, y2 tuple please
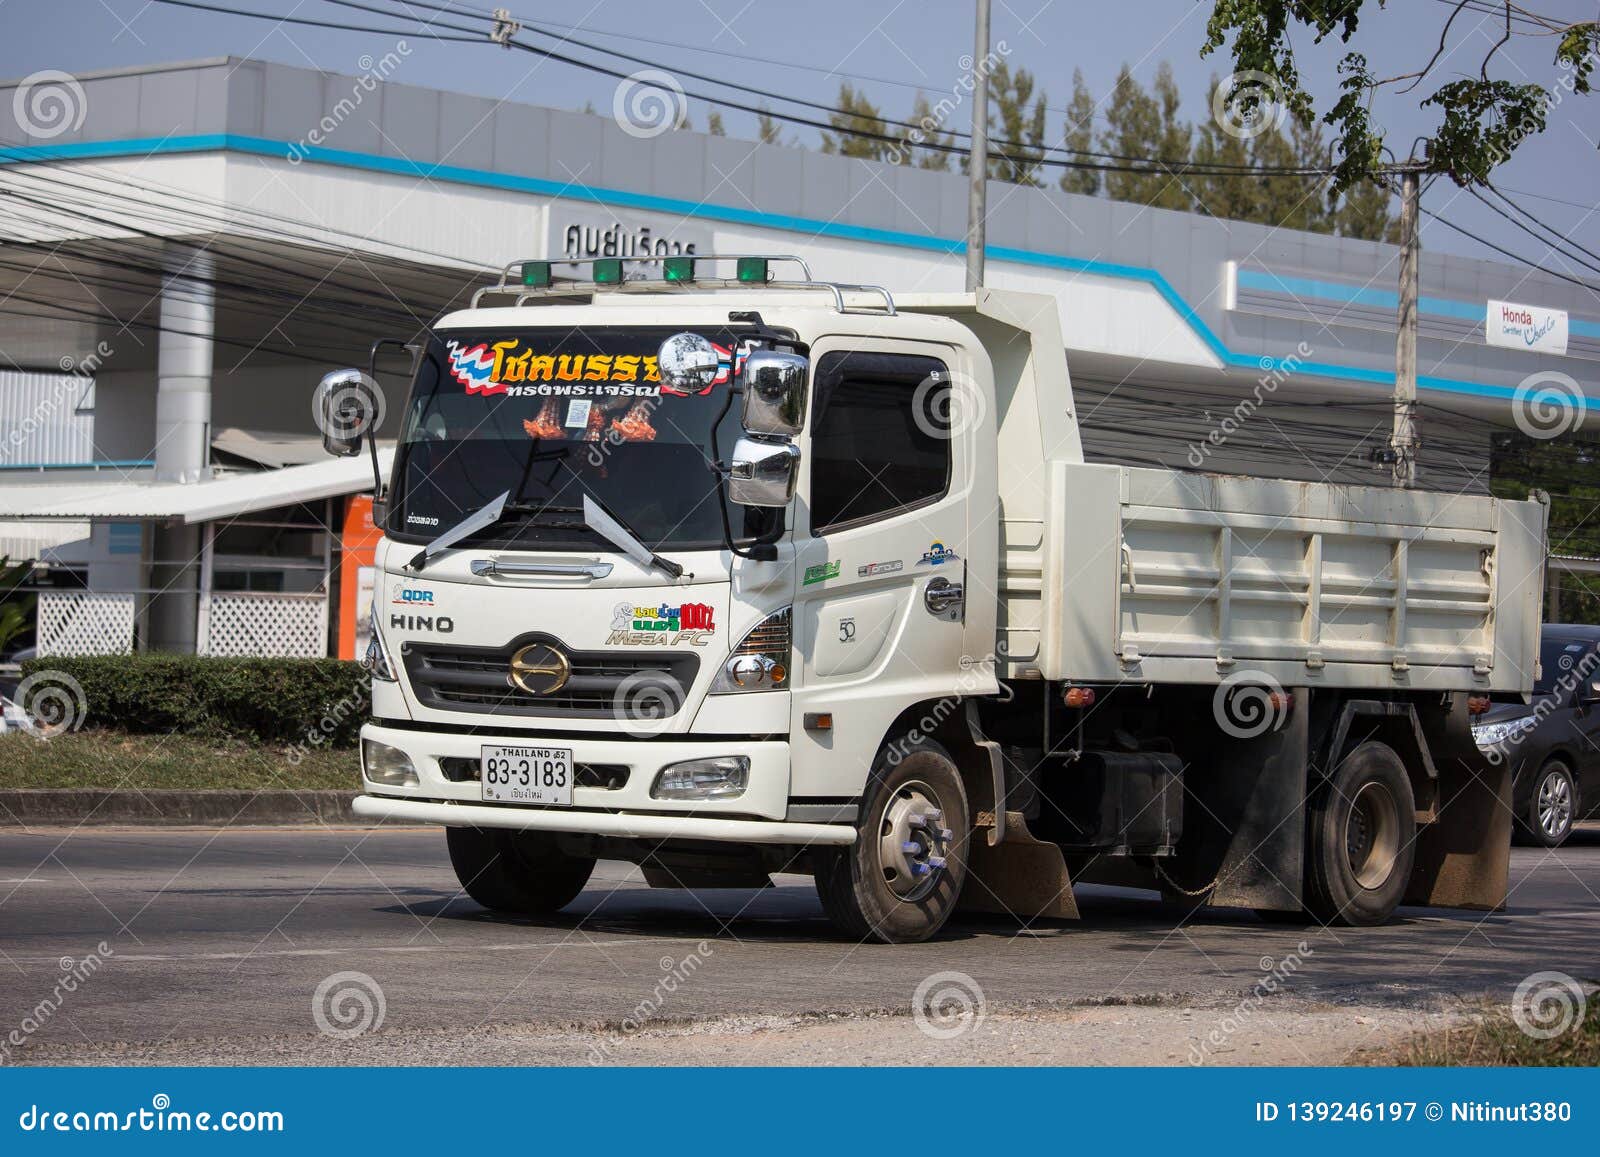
(727, 436, 800, 508)
(315, 368, 379, 457)
(740, 350, 808, 437)
(657, 332, 720, 396)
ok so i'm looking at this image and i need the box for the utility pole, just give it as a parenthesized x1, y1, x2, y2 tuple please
(1390, 167, 1420, 488)
(965, 0, 990, 292)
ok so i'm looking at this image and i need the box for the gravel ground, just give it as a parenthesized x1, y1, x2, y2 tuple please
(17, 997, 1467, 1067)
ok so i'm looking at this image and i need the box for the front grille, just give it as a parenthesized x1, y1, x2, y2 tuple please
(439, 758, 629, 790)
(405, 634, 700, 719)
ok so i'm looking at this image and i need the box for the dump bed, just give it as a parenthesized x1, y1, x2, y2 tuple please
(1002, 462, 1547, 692)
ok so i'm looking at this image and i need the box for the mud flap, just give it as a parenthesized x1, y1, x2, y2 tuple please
(959, 810, 1080, 920)
(1403, 756, 1512, 911)
(1178, 692, 1309, 912)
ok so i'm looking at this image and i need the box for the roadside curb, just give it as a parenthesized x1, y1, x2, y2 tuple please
(0, 789, 361, 827)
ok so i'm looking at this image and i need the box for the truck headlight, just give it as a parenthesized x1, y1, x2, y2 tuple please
(710, 607, 790, 693)
(362, 739, 418, 786)
(651, 756, 750, 800)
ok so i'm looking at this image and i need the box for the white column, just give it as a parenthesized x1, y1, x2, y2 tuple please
(154, 253, 215, 483)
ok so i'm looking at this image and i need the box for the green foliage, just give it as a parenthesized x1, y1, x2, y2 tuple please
(1059, 70, 1099, 196)
(0, 556, 36, 655)
(986, 61, 1048, 186)
(1101, 63, 1192, 211)
(18, 654, 370, 746)
(1202, 2, 1595, 188)
(820, 83, 892, 160)
(1491, 430, 1600, 625)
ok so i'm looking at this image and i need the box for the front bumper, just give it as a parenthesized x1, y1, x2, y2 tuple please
(356, 721, 856, 846)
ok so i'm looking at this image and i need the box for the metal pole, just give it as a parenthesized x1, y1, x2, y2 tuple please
(965, 0, 990, 292)
(1391, 168, 1420, 488)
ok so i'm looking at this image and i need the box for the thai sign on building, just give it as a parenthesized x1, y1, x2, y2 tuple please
(544, 206, 711, 277)
(1486, 299, 1568, 356)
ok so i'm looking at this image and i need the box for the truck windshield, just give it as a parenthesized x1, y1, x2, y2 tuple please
(387, 325, 776, 552)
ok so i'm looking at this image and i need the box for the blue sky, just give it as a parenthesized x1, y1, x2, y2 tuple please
(3, 0, 1598, 276)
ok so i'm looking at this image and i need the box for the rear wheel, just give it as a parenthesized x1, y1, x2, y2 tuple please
(445, 826, 595, 916)
(814, 738, 969, 944)
(1516, 761, 1576, 848)
(1304, 741, 1416, 926)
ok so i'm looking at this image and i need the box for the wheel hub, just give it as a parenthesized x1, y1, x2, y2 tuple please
(878, 781, 953, 902)
(1344, 781, 1399, 891)
(1538, 770, 1572, 839)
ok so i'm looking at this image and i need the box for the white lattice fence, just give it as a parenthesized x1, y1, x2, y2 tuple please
(36, 591, 136, 656)
(199, 593, 329, 658)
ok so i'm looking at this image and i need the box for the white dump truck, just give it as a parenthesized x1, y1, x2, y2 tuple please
(324, 256, 1547, 943)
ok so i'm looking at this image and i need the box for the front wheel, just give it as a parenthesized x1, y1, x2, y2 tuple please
(446, 826, 595, 916)
(813, 738, 969, 944)
(1303, 741, 1416, 926)
(1516, 761, 1576, 848)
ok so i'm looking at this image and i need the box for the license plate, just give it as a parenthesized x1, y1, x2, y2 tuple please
(479, 745, 573, 805)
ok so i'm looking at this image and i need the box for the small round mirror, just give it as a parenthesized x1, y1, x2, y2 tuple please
(657, 332, 720, 396)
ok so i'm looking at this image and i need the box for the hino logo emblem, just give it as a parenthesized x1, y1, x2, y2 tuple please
(509, 642, 572, 696)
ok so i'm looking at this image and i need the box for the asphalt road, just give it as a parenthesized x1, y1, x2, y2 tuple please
(1, 825, 1596, 1064)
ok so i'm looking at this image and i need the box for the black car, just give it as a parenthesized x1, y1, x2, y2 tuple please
(1472, 624, 1600, 847)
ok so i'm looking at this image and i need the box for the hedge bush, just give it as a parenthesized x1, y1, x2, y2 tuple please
(18, 654, 370, 746)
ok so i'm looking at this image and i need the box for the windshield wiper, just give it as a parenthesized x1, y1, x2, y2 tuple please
(582, 494, 686, 580)
(405, 490, 514, 571)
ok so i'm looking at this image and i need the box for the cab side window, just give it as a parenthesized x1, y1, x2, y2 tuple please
(808, 352, 953, 533)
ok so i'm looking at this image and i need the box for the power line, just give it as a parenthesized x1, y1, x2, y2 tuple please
(1419, 205, 1600, 292)
(143, 0, 1336, 179)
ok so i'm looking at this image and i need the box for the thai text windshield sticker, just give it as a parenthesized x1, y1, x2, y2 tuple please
(917, 542, 960, 567)
(608, 601, 717, 647)
(858, 560, 903, 577)
(444, 338, 750, 399)
(803, 560, 841, 586)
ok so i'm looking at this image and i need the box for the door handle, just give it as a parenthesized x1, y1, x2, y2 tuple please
(924, 576, 964, 621)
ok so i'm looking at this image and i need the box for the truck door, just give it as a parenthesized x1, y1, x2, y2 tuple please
(789, 346, 973, 799)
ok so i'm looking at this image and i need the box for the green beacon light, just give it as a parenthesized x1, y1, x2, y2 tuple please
(662, 255, 696, 283)
(736, 257, 770, 284)
(520, 261, 551, 288)
(592, 259, 624, 284)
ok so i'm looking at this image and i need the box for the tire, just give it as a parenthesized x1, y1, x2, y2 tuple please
(1303, 740, 1416, 927)
(1516, 760, 1576, 848)
(445, 826, 595, 916)
(813, 737, 970, 944)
